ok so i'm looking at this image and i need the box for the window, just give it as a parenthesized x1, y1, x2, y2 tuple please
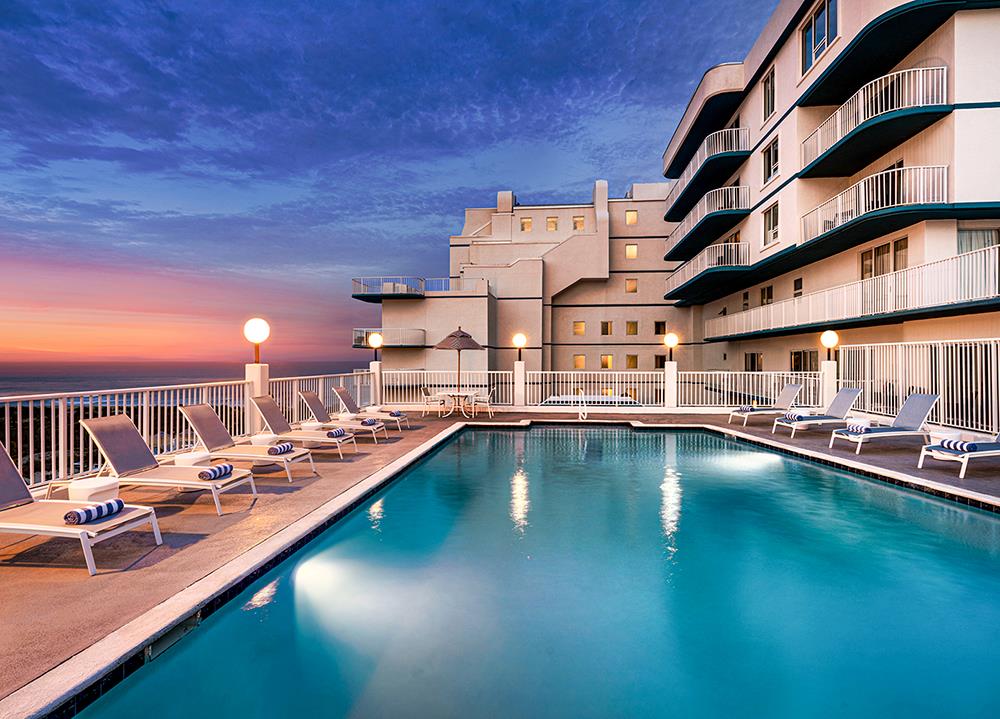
(861, 237, 908, 279)
(760, 285, 773, 305)
(802, 0, 838, 73)
(520, 217, 532, 232)
(763, 202, 779, 246)
(958, 227, 1000, 253)
(625, 243, 638, 259)
(573, 354, 586, 369)
(742, 291, 750, 311)
(626, 354, 638, 369)
(626, 320, 638, 336)
(790, 349, 819, 372)
(654, 354, 667, 369)
(573, 216, 585, 231)
(625, 209, 638, 225)
(573, 321, 586, 336)
(762, 137, 779, 183)
(546, 216, 558, 232)
(793, 277, 803, 298)
(745, 352, 764, 372)
(893, 237, 908, 271)
(654, 320, 667, 335)
(601, 354, 613, 369)
(601, 321, 613, 336)
(762, 66, 775, 121)
(625, 278, 638, 293)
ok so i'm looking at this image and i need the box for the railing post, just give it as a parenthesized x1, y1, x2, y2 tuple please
(57, 397, 69, 481)
(245, 362, 269, 435)
(369, 360, 383, 407)
(820, 360, 838, 408)
(141, 390, 151, 445)
(664, 362, 678, 408)
(513, 361, 526, 407)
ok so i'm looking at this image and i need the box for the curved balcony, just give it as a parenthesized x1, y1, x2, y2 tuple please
(801, 67, 950, 178)
(664, 185, 750, 261)
(352, 328, 426, 348)
(351, 276, 425, 302)
(801, 166, 948, 250)
(664, 242, 751, 304)
(664, 128, 751, 221)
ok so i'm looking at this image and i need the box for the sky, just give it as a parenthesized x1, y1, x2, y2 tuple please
(0, 0, 778, 364)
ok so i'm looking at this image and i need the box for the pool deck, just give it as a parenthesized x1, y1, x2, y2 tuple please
(3, 412, 999, 716)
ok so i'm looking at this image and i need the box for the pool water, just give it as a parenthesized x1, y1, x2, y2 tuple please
(83, 428, 1000, 718)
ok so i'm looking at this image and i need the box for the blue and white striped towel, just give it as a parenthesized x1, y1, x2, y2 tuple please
(737, 405, 754, 413)
(268, 442, 294, 455)
(327, 428, 346, 438)
(360, 418, 378, 426)
(940, 439, 976, 452)
(198, 463, 233, 480)
(846, 423, 870, 434)
(783, 411, 805, 422)
(389, 410, 402, 417)
(64, 498, 125, 525)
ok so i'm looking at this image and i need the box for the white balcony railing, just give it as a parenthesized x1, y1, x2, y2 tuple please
(352, 327, 426, 348)
(424, 277, 482, 292)
(665, 242, 751, 295)
(678, 371, 822, 407)
(705, 244, 1000, 339)
(667, 185, 750, 255)
(801, 165, 947, 244)
(665, 127, 750, 210)
(352, 276, 425, 296)
(269, 372, 374, 424)
(382, 370, 515, 405)
(802, 67, 948, 167)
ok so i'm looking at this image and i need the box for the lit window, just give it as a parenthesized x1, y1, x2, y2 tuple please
(626, 354, 638, 369)
(573, 354, 586, 369)
(573, 321, 586, 336)
(762, 66, 775, 121)
(742, 291, 750, 311)
(762, 138, 779, 183)
(546, 216, 558, 232)
(626, 320, 638, 336)
(763, 203, 779, 246)
(573, 216, 585, 231)
(654, 354, 667, 369)
(601, 354, 613, 369)
(654, 321, 667, 335)
(760, 285, 773, 305)
(520, 217, 532, 232)
(802, 0, 838, 74)
(625, 209, 638, 225)
(625, 278, 638, 293)
(601, 321, 613, 336)
(625, 243, 638, 259)
(790, 349, 819, 372)
(793, 277, 803, 298)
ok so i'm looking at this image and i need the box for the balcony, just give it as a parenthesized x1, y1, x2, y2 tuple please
(664, 185, 750, 261)
(704, 245, 1000, 341)
(352, 328, 426, 348)
(351, 276, 425, 302)
(664, 128, 751, 221)
(664, 242, 751, 304)
(801, 67, 949, 178)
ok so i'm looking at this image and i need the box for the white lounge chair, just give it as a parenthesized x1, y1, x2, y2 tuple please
(266, 391, 387, 443)
(250, 395, 370, 452)
(728, 384, 802, 426)
(918, 432, 1000, 478)
(829, 393, 939, 455)
(326, 387, 409, 431)
(771, 387, 863, 438)
(0, 442, 161, 575)
(180, 404, 318, 481)
(79, 415, 257, 516)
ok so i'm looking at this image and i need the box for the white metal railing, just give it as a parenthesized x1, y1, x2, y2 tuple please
(268, 372, 373, 423)
(526, 371, 666, 406)
(839, 338, 1000, 434)
(665, 127, 750, 210)
(351, 276, 425, 296)
(678, 371, 822, 407)
(665, 242, 751, 295)
(801, 165, 947, 243)
(1, 380, 249, 487)
(667, 185, 750, 255)
(802, 67, 948, 167)
(382, 370, 514, 405)
(706, 245, 1000, 339)
(352, 328, 426, 348)
(424, 277, 481, 292)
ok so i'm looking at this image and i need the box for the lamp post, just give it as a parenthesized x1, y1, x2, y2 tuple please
(820, 330, 839, 361)
(243, 318, 271, 364)
(664, 332, 680, 362)
(512, 332, 527, 362)
(368, 331, 384, 361)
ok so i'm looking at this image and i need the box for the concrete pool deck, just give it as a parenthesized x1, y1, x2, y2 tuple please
(2, 412, 999, 716)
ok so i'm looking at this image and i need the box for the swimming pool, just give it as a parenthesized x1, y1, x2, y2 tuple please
(81, 427, 1000, 718)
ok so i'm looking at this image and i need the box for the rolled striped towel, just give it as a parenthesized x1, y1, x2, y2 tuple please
(268, 442, 294, 455)
(199, 463, 233, 480)
(783, 412, 805, 422)
(846, 422, 870, 434)
(940, 439, 977, 452)
(738, 405, 753, 413)
(327, 428, 346, 438)
(360, 417, 378, 426)
(389, 410, 402, 417)
(64, 498, 125, 525)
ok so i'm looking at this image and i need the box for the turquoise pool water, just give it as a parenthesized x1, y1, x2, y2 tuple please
(83, 428, 1000, 717)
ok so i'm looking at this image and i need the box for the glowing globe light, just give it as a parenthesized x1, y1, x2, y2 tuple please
(243, 318, 271, 363)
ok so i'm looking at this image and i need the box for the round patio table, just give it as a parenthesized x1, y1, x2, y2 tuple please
(435, 390, 479, 418)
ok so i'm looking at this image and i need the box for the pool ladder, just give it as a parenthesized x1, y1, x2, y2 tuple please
(577, 388, 587, 421)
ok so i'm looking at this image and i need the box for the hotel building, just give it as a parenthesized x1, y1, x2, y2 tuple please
(354, 0, 1000, 375)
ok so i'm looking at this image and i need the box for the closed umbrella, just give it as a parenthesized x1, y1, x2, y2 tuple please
(434, 326, 485, 392)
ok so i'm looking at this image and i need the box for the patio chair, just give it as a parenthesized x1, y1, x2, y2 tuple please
(421, 386, 446, 417)
(918, 432, 1000, 478)
(0, 441, 161, 576)
(829, 393, 939, 455)
(327, 386, 409, 431)
(250, 395, 370, 452)
(78, 415, 257, 516)
(180, 404, 317, 482)
(471, 388, 495, 418)
(771, 387, 863, 438)
(728, 384, 802, 426)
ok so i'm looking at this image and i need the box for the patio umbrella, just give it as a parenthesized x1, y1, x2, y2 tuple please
(434, 326, 484, 392)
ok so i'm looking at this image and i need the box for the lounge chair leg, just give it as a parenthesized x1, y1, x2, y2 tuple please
(743, 415, 749, 427)
(855, 440, 862, 455)
(285, 461, 295, 483)
(790, 427, 797, 439)
(960, 457, 969, 479)
(150, 512, 163, 545)
(79, 534, 97, 576)
(917, 450, 926, 469)
(249, 477, 258, 499)
(309, 454, 317, 475)
(829, 433, 836, 449)
(337, 443, 343, 459)
(210, 486, 223, 516)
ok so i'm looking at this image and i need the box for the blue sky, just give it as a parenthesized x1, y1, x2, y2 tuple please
(0, 0, 777, 361)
